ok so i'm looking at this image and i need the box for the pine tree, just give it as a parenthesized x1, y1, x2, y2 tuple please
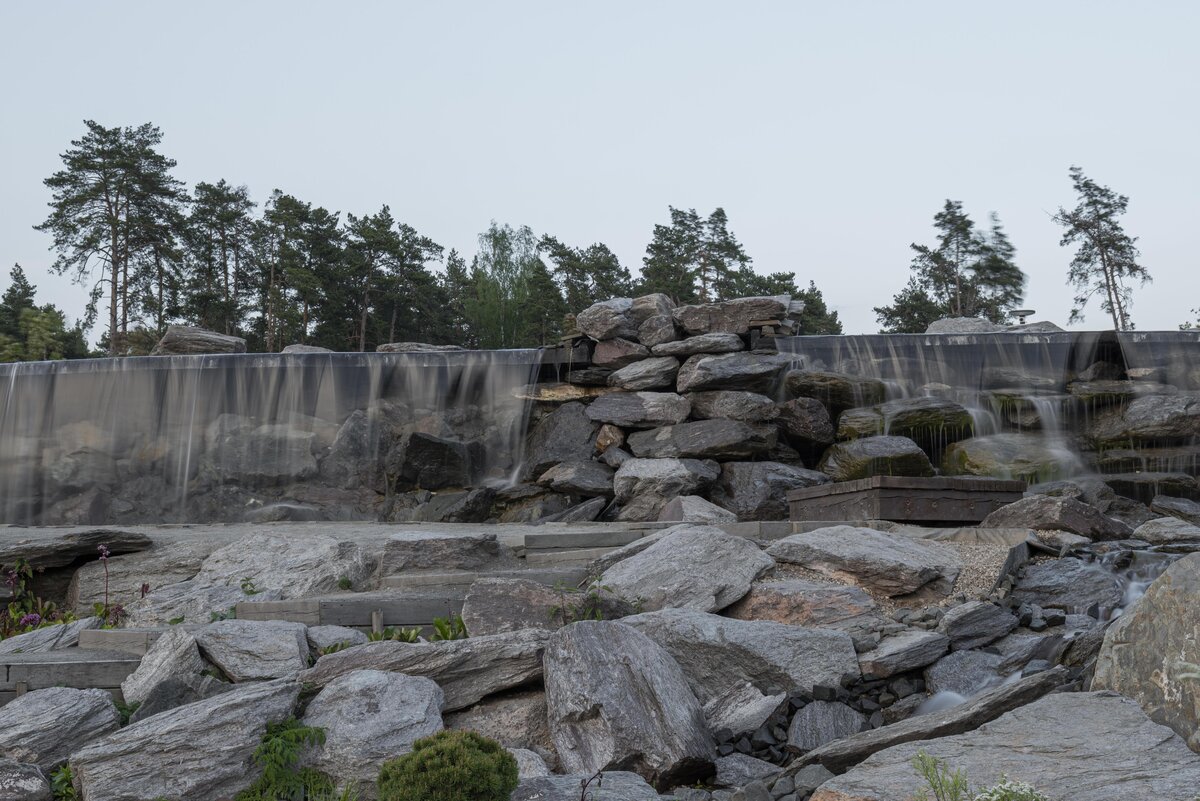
(1053, 166, 1150, 330)
(702, 208, 754, 301)
(539, 236, 632, 313)
(792, 281, 843, 334)
(186, 180, 256, 335)
(640, 207, 703, 304)
(441, 249, 475, 346)
(35, 120, 187, 354)
(0, 265, 37, 338)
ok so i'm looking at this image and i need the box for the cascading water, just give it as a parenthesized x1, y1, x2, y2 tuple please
(0, 350, 544, 525)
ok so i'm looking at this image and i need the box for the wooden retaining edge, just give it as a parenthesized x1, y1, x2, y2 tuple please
(381, 566, 589, 590)
(236, 591, 465, 629)
(0, 649, 139, 705)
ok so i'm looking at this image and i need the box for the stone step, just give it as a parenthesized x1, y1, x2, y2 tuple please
(236, 591, 465, 629)
(381, 566, 588, 591)
(0, 648, 139, 705)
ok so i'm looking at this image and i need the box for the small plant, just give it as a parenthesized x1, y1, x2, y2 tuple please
(115, 699, 141, 726)
(240, 577, 259, 595)
(429, 613, 468, 641)
(973, 780, 1050, 801)
(235, 718, 354, 801)
(168, 615, 185, 625)
(377, 730, 517, 801)
(579, 769, 604, 800)
(337, 576, 353, 591)
(210, 606, 238, 622)
(368, 626, 422, 643)
(2, 558, 74, 639)
(319, 642, 350, 656)
(50, 764, 77, 801)
(913, 753, 971, 801)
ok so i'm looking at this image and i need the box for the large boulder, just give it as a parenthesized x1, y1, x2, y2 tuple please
(936, 600, 1017, 651)
(607, 356, 680, 391)
(808, 692, 1200, 801)
(544, 621, 715, 789)
(0, 527, 152, 571)
(775, 397, 835, 450)
(523, 402, 599, 478)
(124, 581, 281, 628)
(460, 577, 632, 636)
(537, 460, 614, 497)
(151, 324, 246, 355)
(657, 495, 738, 524)
(630, 293, 675, 326)
(687, 390, 778, 422)
(627, 419, 774, 460)
(592, 338, 650, 369)
(121, 627, 211, 705)
(676, 352, 793, 394)
(1088, 393, 1200, 445)
(70, 679, 299, 801)
(710, 461, 830, 520)
(1094, 552, 1200, 751)
(585, 391, 691, 429)
(1132, 516, 1200, 544)
(857, 629, 949, 679)
(598, 525, 774, 612)
(0, 688, 119, 770)
(651, 332, 746, 356)
(576, 298, 637, 341)
(301, 629, 550, 711)
(725, 579, 881, 629)
(512, 772, 660, 801)
(841, 398, 974, 454)
(1151, 494, 1200, 525)
(192, 531, 373, 599)
(980, 495, 1132, 539)
(201, 418, 319, 485)
(788, 701, 866, 753)
(767, 526, 962, 598)
(387, 432, 480, 490)
(925, 317, 1005, 334)
(0, 759, 50, 801)
(195, 619, 311, 682)
(378, 528, 505, 574)
(672, 296, 789, 335)
(444, 688, 556, 762)
(942, 432, 1079, 482)
(0, 617, 101, 655)
(817, 436, 934, 482)
(620, 609, 859, 709)
(785, 371, 888, 419)
(613, 458, 720, 520)
(1010, 558, 1123, 612)
(301, 670, 444, 797)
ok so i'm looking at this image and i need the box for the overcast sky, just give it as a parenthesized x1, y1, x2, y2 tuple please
(1, 1, 1196, 335)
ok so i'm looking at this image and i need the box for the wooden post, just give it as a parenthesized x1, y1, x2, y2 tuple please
(371, 609, 383, 634)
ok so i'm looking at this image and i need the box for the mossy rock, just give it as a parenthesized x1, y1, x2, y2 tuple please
(942, 433, 1079, 483)
(818, 436, 935, 482)
(785, 371, 886, 417)
(836, 407, 884, 440)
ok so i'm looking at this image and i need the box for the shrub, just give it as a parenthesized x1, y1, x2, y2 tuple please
(973, 780, 1050, 801)
(377, 730, 517, 801)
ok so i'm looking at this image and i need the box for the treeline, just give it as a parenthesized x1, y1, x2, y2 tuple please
(20, 120, 841, 359)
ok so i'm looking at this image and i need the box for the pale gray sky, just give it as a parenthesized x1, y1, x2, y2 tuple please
(1, 1, 1196, 335)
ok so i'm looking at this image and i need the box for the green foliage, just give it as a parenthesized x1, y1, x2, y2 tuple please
(115, 699, 140, 726)
(2, 558, 74, 639)
(972, 779, 1050, 801)
(337, 576, 353, 591)
(376, 730, 517, 801)
(792, 280, 843, 334)
(549, 582, 620, 626)
(876, 202, 1025, 332)
(368, 626, 422, 643)
(168, 615, 185, 625)
(210, 606, 237, 622)
(429, 614, 468, 641)
(50, 765, 77, 801)
(235, 718, 354, 801)
(0, 265, 90, 363)
(913, 752, 971, 801)
(240, 577, 259, 595)
(1054, 165, 1150, 331)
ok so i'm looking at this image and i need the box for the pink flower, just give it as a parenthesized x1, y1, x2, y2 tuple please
(18, 613, 41, 627)
(98, 544, 110, 561)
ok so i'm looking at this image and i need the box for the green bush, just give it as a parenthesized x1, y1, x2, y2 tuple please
(377, 730, 517, 801)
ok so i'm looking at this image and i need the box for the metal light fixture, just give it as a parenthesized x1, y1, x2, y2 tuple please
(1012, 309, 1035, 324)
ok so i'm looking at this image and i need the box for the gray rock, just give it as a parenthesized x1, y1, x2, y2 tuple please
(509, 747, 551, 779)
(598, 525, 774, 612)
(1006, 320, 1064, 333)
(630, 293, 676, 325)
(202, 419, 319, 485)
(593, 338, 651, 369)
(942, 432, 1080, 483)
(151, 324, 246, 355)
(657, 495, 738, 524)
(302, 670, 443, 797)
(301, 629, 551, 711)
(673, 296, 789, 335)
(703, 682, 787, 736)
(0, 688, 119, 770)
(638, 314, 678, 348)
(808, 692, 1200, 801)
(539, 496, 608, 524)
(785, 667, 1067, 776)
(981, 495, 1132, 539)
(732, 780, 773, 801)
(124, 581, 281, 628)
(787, 701, 865, 753)
(0, 617, 101, 655)
(714, 754, 782, 788)
(70, 678, 299, 801)
(67, 535, 231, 614)
(378, 528, 505, 574)
(676, 352, 793, 394)
(725, 579, 881, 629)
(936, 600, 1017, 650)
(0, 527, 152, 571)
(121, 627, 210, 705)
(767, 527, 962, 598)
(652, 332, 746, 357)
(1094, 552, 1200, 751)
(577, 298, 637, 341)
(444, 688, 556, 757)
(857, 629, 949, 679)
(710, 461, 830, 521)
(791, 764, 835, 797)
(1132, 516, 1200, 544)
(613, 458, 720, 520)
(687, 390, 779, 422)
(281, 343, 333, 353)
(129, 676, 231, 724)
(1150, 493, 1200, 525)
(537, 460, 614, 497)
(1088, 393, 1200, 445)
(622, 608, 859, 708)
(387, 431, 481, 490)
(627, 419, 775, 460)
(0, 758, 50, 801)
(460, 577, 630, 637)
(375, 342, 464, 352)
(817, 436, 934, 482)
(924, 317, 1005, 334)
(524, 402, 599, 477)
(512, 772, 661, 801)
(544, 621, 715, 789)
(306, 625, 368, 652)
(196, 619, 310, 682)
(608, 356, 681, 391)
(774, 398, 835, 450)
(1010, 557, 1123, 611)
(1102, 471, 1200, 504)
(785, 371, 887, 418)
(923, 649, 1005, 696)
(586, 391, 692, 429)
(197, 531, 373, 598)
